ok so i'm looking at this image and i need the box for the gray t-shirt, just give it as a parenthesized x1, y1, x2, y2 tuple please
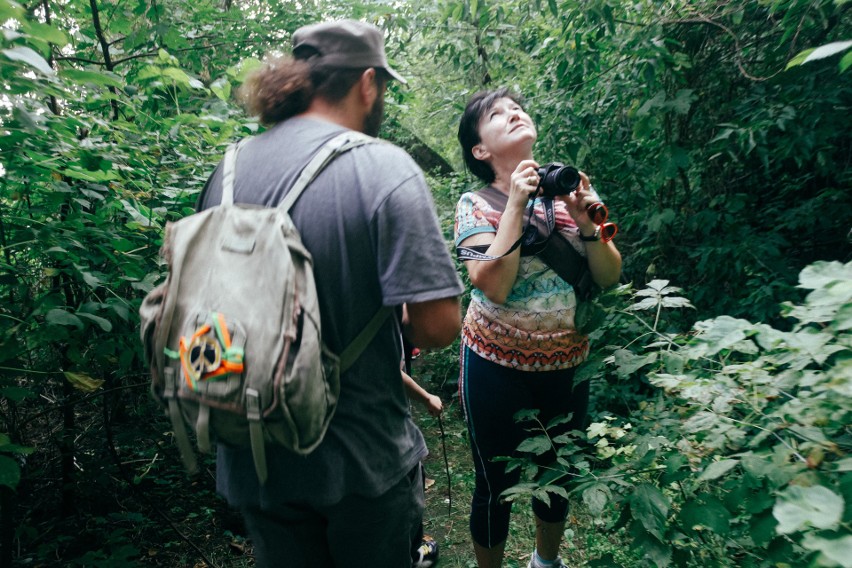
(197, 117, 463, 508)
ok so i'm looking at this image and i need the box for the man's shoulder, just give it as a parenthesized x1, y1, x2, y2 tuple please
(349, 136, 419, 168)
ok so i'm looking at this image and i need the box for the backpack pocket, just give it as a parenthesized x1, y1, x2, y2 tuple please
(175, 311, 247, 409)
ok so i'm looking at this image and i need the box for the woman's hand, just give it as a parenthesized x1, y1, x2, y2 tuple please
(558, 171, 597, 235)
(507, 159, 541, 212)
(558, 171, 623, 288)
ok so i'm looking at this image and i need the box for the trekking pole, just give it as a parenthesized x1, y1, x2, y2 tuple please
(438, 414, 452, 517)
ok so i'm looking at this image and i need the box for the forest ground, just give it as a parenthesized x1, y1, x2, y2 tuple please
(13, 352, 634, 567)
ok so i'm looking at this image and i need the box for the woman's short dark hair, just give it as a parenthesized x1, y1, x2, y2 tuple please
(457, 87, 525, 184)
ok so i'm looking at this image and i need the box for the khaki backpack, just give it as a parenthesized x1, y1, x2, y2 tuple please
(139, 131, 390, 484)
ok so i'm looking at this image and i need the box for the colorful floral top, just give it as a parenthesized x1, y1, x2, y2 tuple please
(454, 191, 590, 371)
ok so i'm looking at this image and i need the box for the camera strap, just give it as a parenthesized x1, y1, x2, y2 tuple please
(456, 186, 593, 299)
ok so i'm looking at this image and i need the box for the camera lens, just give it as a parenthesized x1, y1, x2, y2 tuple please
(538, 164, 580, 198)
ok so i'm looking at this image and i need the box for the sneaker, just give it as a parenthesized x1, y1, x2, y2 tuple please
(412, 534, 439, 568)
(527, 556, 567, 568)
(410, 347, 421, 359)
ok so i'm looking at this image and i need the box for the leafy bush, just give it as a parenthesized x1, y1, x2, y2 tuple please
(507, 260, 852, 567)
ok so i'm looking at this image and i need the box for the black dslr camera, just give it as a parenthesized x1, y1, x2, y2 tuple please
(536, 162, 580, 199)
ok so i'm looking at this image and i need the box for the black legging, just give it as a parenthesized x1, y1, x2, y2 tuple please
(459, 345, 590, 548)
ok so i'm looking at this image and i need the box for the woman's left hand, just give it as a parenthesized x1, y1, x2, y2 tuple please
(558, 171, 597, 235)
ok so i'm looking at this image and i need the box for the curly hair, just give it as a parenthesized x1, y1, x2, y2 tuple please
(238, 51, 382, 126)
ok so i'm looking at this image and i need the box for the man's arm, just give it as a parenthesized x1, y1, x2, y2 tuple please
(402, 297, 461, 349)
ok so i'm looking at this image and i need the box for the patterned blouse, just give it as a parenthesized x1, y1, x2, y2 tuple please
(454, 191, 590, 371)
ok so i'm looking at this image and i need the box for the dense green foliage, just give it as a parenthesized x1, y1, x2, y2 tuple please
(508, 261, 852, 567)
(0, 0, 849, 565)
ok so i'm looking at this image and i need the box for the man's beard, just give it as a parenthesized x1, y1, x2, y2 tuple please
(363, 93, 385, 137)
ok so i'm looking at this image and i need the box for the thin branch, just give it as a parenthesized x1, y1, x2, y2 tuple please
(52, 55, 105, 65)
(665, 15, 782, 82)
(57, 40, 262, 68)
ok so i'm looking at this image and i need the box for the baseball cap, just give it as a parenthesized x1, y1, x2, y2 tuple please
(291, 19, 407, 84)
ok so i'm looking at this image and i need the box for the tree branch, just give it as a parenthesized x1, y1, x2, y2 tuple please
(89, 0, 120, 119)
(664, 15, 782, 82)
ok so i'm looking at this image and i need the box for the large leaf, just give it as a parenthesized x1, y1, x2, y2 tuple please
(774, 485, 844, 534)
(61, 69, 123, 88)
(45, 309, 83, 329)
(22, 21, 68, 46)
(583, 483, 611, 517)
(630, 483, 669, 541)
(0, 456, 20, 489)
(679, 494, 731, 535)
(516, 435, 552, 456)
(63, 372, 104, 393)
(802, 40, 852, 64)
(698, 459, 738, 482)
(2, 46, 54, 75)
(802, 534, 852, 568)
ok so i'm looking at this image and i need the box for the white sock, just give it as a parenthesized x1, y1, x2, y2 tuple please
(533, 550, 558, 567)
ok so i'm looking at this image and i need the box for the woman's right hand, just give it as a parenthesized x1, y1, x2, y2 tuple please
(506, 159, 541, 211)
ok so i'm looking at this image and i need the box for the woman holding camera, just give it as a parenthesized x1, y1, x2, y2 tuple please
(454, 88, 622, 568)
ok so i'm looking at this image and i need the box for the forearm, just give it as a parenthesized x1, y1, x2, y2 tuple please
(585, 240, 622, 288)
(465, 203, 527, 304)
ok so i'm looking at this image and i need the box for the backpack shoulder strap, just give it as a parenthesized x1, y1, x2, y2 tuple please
(339, 306, 394, 373)
(279, 130, 377, 212)
(277, 129, 388, 370)
(476, 186, 508, 211)
(221, 139, 249, 205)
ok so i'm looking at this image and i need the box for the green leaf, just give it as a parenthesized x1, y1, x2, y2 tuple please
(76, 313, 112, 332)
(786, 48, 815, 70)
(46, 309, 83, 329)
(698, 459, 738, 482)
(660, 296, 694, 309)
(228, 57, 263, 83)
(547, 0, 558, 17)
(210, 77, 231, 101)
(630, 483, 669, 541)
(612, 349, 656, 379)
(162, 67, 193, 87)
(690, 316, 754, 356)
(1, 387, 34, 402)
(679, 494, 731, 535)
(0, 455, 20, 489)
(840, 51, 852, 73)
(516, 436, 552, 456)
(2, 46, 54, 75)
(803, 40, 852, 64)
(799, 261, 852, 290)
(63, 371, 104, 393)
(629, 522, 672, 566)
(22, 21, 68, 46)
(773, 485, 844, 534)
(583, 484, 611, 517)
(61, 69, 123, 88)
(802, 534, 852, 568)
(670, 90, 695, 115)
(0, 1, 24, 21)
(575, 301, 606, 334)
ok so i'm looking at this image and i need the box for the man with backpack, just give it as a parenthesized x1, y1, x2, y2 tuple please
(194, 19, 463, 568)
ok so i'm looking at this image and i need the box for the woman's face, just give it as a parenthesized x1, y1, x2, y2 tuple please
(475, 97, 537, 161)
